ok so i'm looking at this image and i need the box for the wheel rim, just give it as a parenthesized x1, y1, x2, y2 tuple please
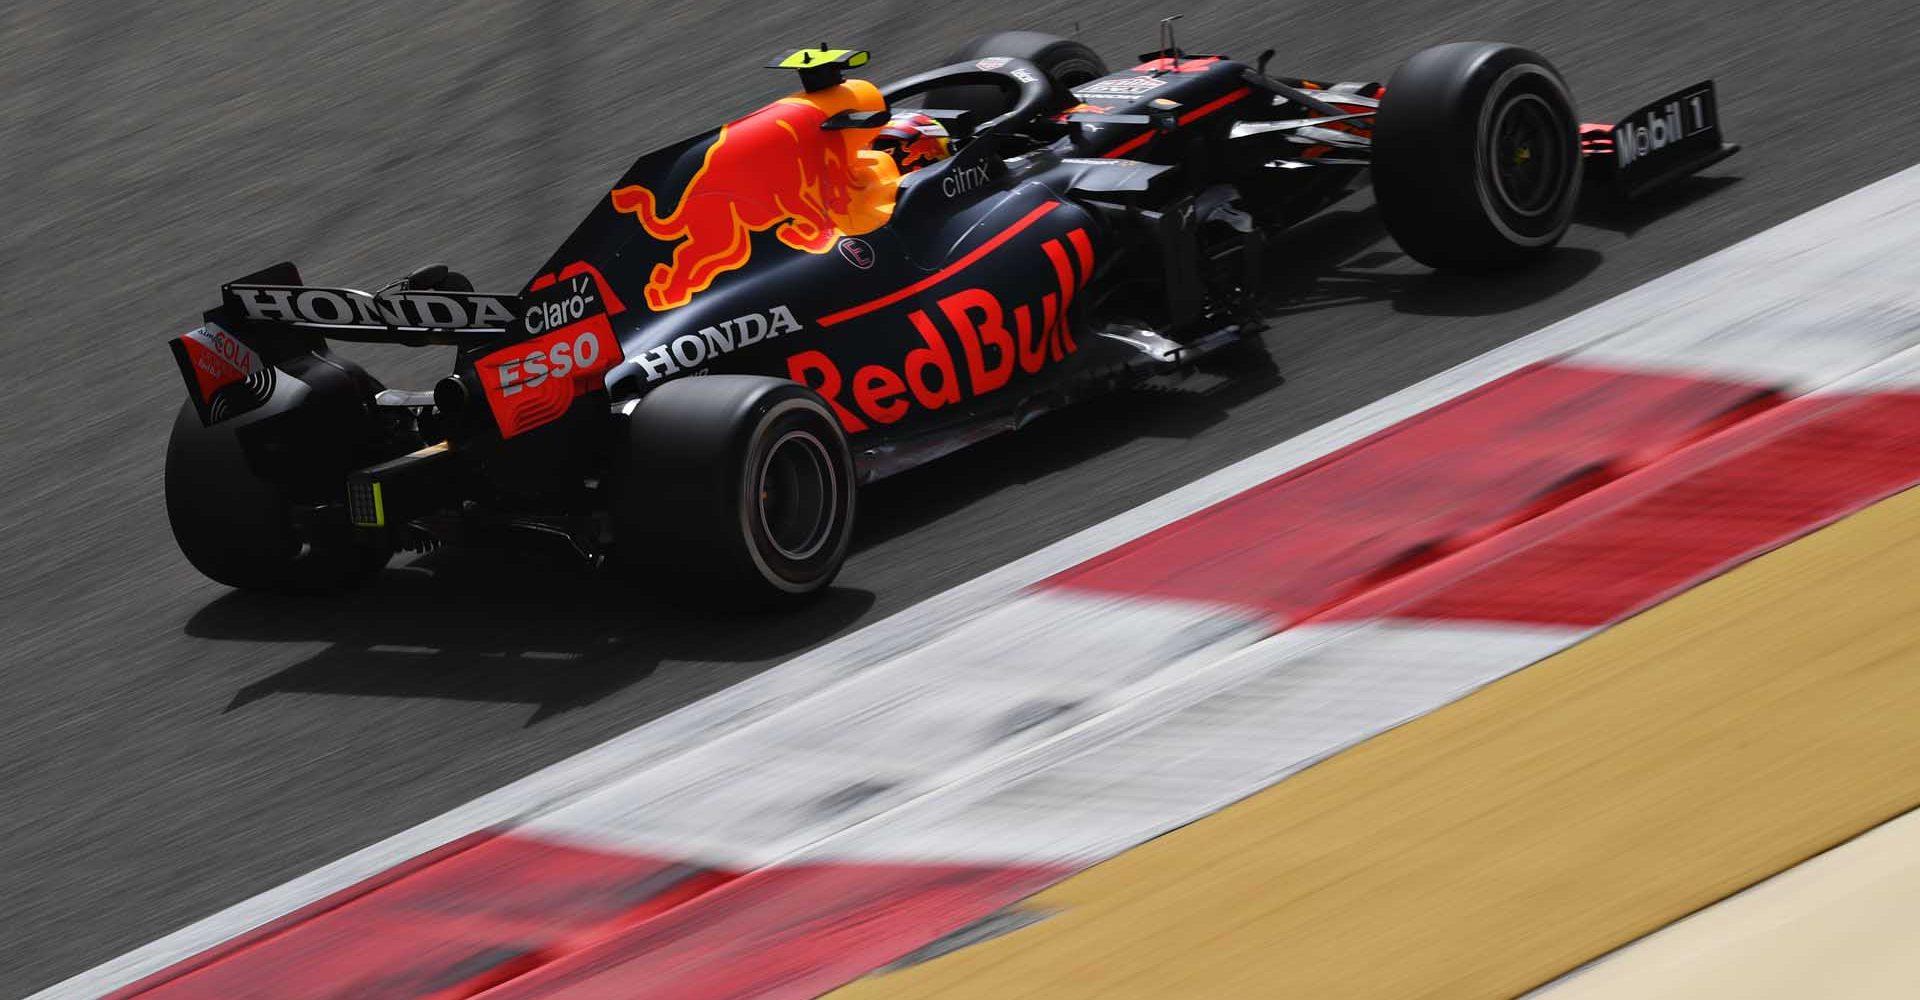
(756, 430, 837, 561)
(1487, 91, 1568, 218)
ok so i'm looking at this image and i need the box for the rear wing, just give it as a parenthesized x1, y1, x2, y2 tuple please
(218, 261, 520, 347)
(171, 261, 522, 426)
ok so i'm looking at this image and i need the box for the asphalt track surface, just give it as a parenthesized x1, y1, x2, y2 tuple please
(1, 0, 1916, 994)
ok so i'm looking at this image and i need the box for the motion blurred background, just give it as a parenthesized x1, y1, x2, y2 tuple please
(3, 0, 1918, 995)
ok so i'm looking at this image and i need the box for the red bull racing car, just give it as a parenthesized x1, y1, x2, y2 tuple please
(165, 27, 1736, 599)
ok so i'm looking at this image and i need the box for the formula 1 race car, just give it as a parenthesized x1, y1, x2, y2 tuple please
(165, 24, 1737, 599)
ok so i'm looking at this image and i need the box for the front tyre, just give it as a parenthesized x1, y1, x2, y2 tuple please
(1373, 42, 1582, 269)
(611, 377, 855, 601)
(164, 402, 390, 593)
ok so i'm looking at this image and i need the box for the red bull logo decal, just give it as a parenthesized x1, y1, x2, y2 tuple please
(610, 93, 891, 312)
(787, 227, 1094, 433)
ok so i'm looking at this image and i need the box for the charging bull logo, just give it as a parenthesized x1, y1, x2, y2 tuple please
(611, 98, 887, 312)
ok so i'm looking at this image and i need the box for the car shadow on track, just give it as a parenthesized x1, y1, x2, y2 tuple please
(1260, 174, 1741, 321)
(192, 546, 876, 725)
(1576, 174, 1744, 236)
(854, 338, 1287, 551)
(1259, 204, 1606, 321)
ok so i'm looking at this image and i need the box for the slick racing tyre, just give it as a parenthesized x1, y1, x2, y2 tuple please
(611, 376, 855, 602)
(1373, 42, 1582, 269)
(922, 31, 1110, 120)
(165, 402, 391, 593)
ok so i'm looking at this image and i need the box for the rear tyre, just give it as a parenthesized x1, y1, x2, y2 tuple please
(610, 377, 855, 603)
(921, 31, 1109, 120)
(165, 402, 390, 592)
(1372, 42, 1582, 269)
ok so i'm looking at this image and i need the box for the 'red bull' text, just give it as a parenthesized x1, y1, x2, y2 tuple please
(788, 228, 1094, 432)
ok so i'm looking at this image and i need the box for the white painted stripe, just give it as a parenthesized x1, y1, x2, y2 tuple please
(1526, 807, 1920, 999)
(798, 621, 1580, 865)
(1568, 174, 1920, 390)
(37, 163, 1920, 1000)
(523, 591, 1268, 866)
(1814, 340, 1920, 394)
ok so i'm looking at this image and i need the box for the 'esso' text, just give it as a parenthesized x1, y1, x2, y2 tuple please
(496, 331, 606, 397)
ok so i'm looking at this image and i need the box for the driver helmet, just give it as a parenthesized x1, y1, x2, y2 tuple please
(874, 113, 952, 172)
